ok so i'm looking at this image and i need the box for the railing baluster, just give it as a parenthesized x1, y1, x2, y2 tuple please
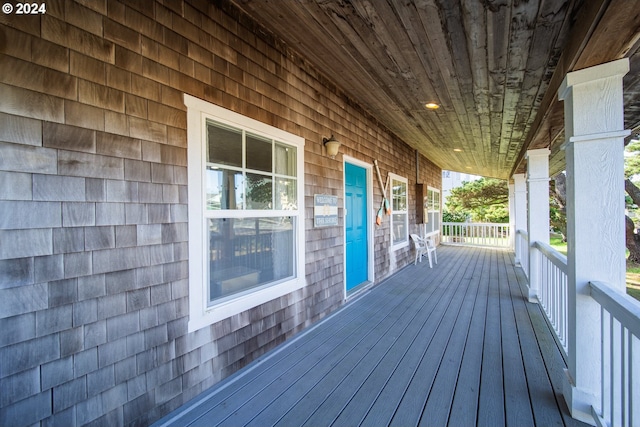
(631, 332, 637, 427)
(601, 306, 607, 425)
(611, 313, 615, 426)
(591, 281, 640, 427)
(524, 240, 567, 357)
(441, 222, 511, 248)
(628, 329, 633, 427)
(620, 325, 627, 426)
(600, 306, 611, 427)
(553, 268, 557, 337)
(562, 274, 567, 347)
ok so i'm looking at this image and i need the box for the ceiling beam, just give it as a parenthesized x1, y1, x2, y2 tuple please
(512, 0, 640, 177)
(510, 0, 610, 177)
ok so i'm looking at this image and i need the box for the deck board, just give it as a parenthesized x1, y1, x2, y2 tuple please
(358, 248, 480, 427)
(478, 250, 506, 427)
(500, 250, 560, 427)
(419, 248, 489, 427)
(153, 246, 590, 427)
(387, 247, 483, 427)
(310, 247, 474, 427)
(445, 247, 491, 427)
(275, 247, 471, 427)
(499, 249, 536, 427)
(187, 256, 442, 427)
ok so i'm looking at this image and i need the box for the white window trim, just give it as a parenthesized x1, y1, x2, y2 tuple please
(389, 172, 409, 250)
(185, 94, 306, 332)
(422, 185, 442, 244)
(428, 186, 441, 213)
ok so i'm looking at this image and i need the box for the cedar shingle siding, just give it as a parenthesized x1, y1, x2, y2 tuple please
(0, 1, 441, 425)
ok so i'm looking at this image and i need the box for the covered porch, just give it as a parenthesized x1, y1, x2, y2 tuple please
(1, 1, 639, 426)
(154, 245, 587, 427)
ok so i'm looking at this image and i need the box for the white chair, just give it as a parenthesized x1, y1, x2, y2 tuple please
(410, 234, 426, 265)
(410, 234, 437, 268)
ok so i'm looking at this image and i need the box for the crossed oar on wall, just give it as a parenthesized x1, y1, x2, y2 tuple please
(374, 160, 390, 225)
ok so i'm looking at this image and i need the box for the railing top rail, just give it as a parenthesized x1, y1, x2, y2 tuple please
(515, 229, 528, 237)
(590, 281, 640, 338)
(533, 241, 568, 274)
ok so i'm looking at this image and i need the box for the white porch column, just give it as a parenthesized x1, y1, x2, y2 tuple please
(526, 149, 550, 301)
(508, 180, 515, 250)
(559, 58, 629, 424)
(513, 174, 527, 265)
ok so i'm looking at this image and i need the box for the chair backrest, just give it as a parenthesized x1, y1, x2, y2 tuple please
(410, 234, 426, 248)
(424, 236, 436, 249)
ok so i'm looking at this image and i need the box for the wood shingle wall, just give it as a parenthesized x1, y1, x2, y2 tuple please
(0, 1, 441, 426)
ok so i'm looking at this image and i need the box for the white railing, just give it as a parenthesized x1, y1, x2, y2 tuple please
(513, 234, 640, 427)
(589, 281, 640, 427)
(520, 239, 640, 427)
(533, 241, 568, 357)
(423, 229, 441, 246)
(515, 230, 529, 279)
(441, 222, 511, 248)
(466, 225, 640, 427)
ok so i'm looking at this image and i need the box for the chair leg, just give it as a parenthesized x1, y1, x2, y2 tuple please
(433, 249, 437, 265)
(427, 251, 433, 268)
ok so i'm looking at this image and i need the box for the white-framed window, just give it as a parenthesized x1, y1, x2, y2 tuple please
(185, 94, 305, 332)
(389, 173, 408, 249)
(425, 186, 440, 235)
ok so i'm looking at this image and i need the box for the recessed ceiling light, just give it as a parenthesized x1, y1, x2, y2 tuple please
(453, 148, 463, 152)
(425, 103, 440, 110)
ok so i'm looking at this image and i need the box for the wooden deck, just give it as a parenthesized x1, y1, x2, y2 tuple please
(154, 246, 588, 427)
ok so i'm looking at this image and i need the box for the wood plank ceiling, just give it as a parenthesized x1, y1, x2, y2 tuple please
(230, 0, 640, 180)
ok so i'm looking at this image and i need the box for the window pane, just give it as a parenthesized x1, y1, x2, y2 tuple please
(275, 178, 297, 210)
(207, 122, 242, 167)
(275, 143, 296, 176)
(425, 213, 440, 235)
(392, 213, 407, 245)
(206, 167, 244, 210)
(208, 217, 295, 302)
(392, 180, 407, 211)
(425, 221, 433, 235)
(427, 189, 440, 212)
(432, 212, 440, 230)
(246, 134, 272, 173)
(246, 173, 272, 209)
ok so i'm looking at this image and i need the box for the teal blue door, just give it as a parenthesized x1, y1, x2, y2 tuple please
(345, 163, 368, 291)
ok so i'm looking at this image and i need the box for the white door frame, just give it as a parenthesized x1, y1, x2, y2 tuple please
(342, 156, 375, 299)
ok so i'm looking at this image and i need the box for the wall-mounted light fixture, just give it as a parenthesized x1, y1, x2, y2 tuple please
(323, 135, 341, 158)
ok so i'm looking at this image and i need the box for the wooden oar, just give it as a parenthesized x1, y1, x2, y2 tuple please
(374, 161, 390, 225)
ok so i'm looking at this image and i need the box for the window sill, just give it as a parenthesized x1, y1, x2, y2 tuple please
(391, 241, 410, 252)
(188, 276, 305, 332)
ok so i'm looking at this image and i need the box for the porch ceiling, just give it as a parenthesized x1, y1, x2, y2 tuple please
(230, 0, 640, 179)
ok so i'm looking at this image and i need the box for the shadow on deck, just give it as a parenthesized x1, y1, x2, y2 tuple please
(154, 246, 589, 427)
